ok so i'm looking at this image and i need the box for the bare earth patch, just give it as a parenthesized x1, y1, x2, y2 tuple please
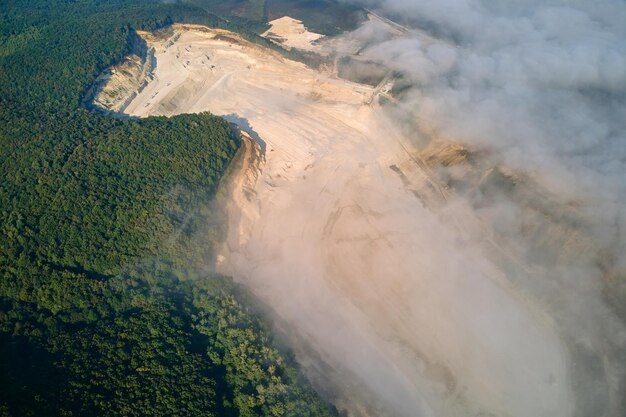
(262, 16, 325, 52)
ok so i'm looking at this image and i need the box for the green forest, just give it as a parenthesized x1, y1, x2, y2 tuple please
(189, 0, 365, 35)
(0, 0, 338, 415)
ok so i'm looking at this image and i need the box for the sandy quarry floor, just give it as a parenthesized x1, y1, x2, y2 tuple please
(120, 24, 576, 417)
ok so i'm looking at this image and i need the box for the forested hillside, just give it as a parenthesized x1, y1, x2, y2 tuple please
(0, 1, 337, 415)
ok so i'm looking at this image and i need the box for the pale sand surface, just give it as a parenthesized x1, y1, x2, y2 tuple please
(121, 24, 573, 417)
(261, 16, 325, 52)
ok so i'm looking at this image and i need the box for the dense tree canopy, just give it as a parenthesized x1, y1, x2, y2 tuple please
(0, 1, 337, 415)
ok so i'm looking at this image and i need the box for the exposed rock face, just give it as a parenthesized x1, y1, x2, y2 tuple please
(87, 30, 155, 114)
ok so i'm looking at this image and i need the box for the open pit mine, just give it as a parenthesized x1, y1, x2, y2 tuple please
(90, 19, 625, 417)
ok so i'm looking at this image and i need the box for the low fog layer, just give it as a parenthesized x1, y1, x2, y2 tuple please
(349, 0, 626, 265)
(96, 9, 626, 417)
(334, 0, 626, 414)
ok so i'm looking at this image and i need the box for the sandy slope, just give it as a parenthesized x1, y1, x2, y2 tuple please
(262, 16, 324, 52)
(117, 24, 579, 417)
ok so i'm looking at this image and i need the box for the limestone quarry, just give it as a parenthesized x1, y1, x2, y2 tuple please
(92, 21, 625, 417)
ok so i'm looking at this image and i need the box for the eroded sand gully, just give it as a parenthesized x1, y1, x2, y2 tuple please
(116, 24, 598, 417)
